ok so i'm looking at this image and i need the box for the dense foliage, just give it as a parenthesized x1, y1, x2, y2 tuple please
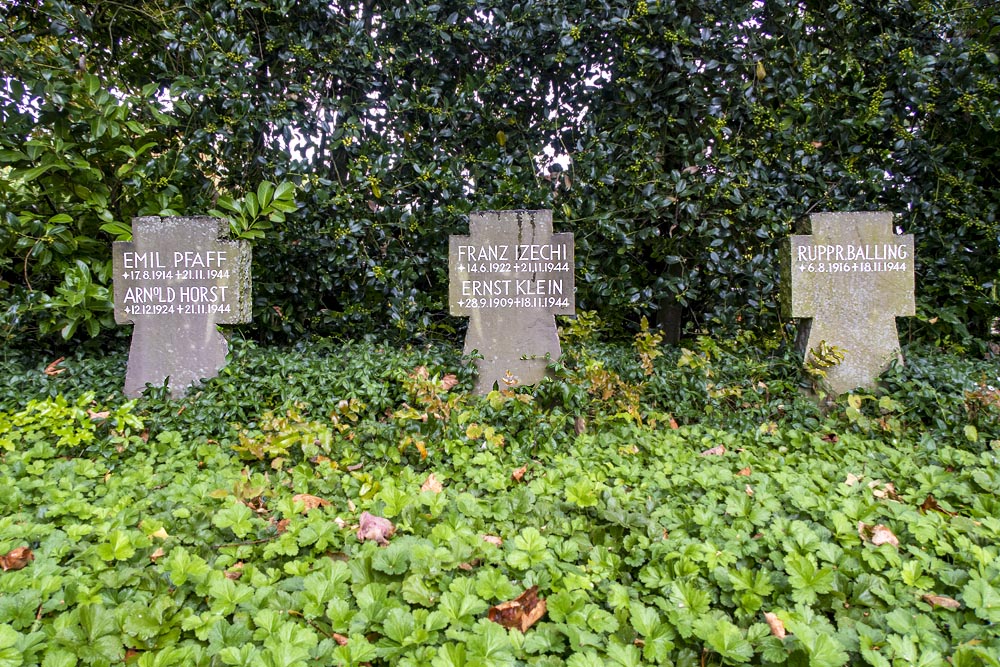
(1, 336, 998, 666)
(2, 0, 998, 345)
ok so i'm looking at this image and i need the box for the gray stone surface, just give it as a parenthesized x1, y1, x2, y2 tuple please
(449, 210, 574, 394)
(113, 217, 251, 397)
(781, 212, 915, 394)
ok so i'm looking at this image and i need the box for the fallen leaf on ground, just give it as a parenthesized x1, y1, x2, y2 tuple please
(440, 374, 459, 391)
(332, 633, 349, 646)
(357, 512, 395, 545)
(669, 417, 679, 429)
(919, 494, 956, 517)
(421, 473, 443, 493)
(764, 612, 787, 638)
(44, 357, 66, 376)
(845, 473, 863, 486)
(225, 562, 244, 580)
(482, 535, 503, 547)
(700, 445, 726, 456)
(0, 547, 34, 572)
(574, 416, 586, 435)
(858, 522, 900, 548)
(293, 494, 332, 513)
(922, 594, 961, 610)
(511, 465, 528, 482)
(745, 484, 754, 497)
(488, 586, 547, 632)
(88, 409, 110, 420)
(149, 547, 166, 563)
(869, 480, 900, 501)
(737, 467, 752, 476)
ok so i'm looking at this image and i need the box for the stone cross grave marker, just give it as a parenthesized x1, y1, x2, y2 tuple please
(782, 212, 915, 394)
(113, 216, 251, 398)
(450, 210, 574, 394)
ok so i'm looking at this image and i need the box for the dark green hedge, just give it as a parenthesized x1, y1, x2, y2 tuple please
(2, 0, 997, 347)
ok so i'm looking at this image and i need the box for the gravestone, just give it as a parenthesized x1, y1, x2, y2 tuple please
(113, 216, 251, 398)
(449, 210, 574, 394)
(781, 212, 915, 394)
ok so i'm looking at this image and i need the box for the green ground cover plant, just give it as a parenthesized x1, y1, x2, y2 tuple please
(0, 335, 998, 666)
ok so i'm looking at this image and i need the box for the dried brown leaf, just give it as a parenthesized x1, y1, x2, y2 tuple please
(858, 521, 900, 548)
(700, 445, 726, 456)
(0, 547, 34, 572)
(440, 374, 459, 391)
(149, 547, 166, 563)
(43, 357, 66, 376)
(511, 465, 528, 482)
(357, 512, 395, 546)
(669, 417, 679, 430)
(919, 494, 956, 517)
(737, 467, 752, 477)
(922, 594, 961, 610)
(488, 586, 547, 632)
(293, 493, 332, 513)
(332, 633, 350, 646)
(421, 473, 444, 494)
(482, 535, 503, 547)
(764, 612, 787, 639)
(845, 473, 863, 487)
(870, 481, 900, 501)
(745, 484, 754, 497)
(574, 416, 586, 435)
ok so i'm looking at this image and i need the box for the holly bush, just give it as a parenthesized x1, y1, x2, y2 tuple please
(2, 0, 997, 345)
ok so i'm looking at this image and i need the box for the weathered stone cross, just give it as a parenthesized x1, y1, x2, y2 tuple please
(449, 210, 575, 394)
(113, 217, 251, 398)
(782, 212, 915, 394)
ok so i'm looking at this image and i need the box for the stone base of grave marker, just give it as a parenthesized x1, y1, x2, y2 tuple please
(782, 212, 915, 395)
(114, 217, 251, 398)
(450, 210, 575, 394)
(464, 309, 562, 393)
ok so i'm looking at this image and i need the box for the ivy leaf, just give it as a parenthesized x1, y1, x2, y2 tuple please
(95, 530, 135, 561)
(0, 625, 24, 667)
(962, 574, 1000, 622)
(218, 644, 260, 666)
(606, 640, 643, 667)
(801, 632, 850, 667)
(164, 547, 211, 586)
(433, 642, 468, 667)
(506, 527, 548, 569)
(466, 620, 515, 666)
(694, 617, 753, 664)
(785, 554, 835, 604)
(213, 499, 256, 538)
(566, 651, 606, 667)
(383, 607, 416, 644)
(566, 477, 600, 508)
